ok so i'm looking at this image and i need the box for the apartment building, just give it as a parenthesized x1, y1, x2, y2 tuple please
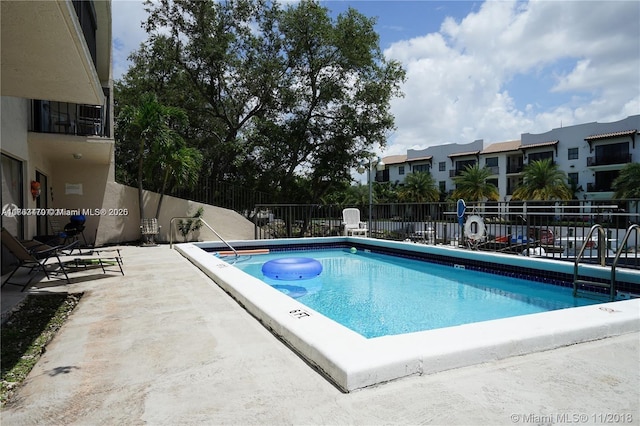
(381, 115, 639, 202)
(1, 0, 114, 244)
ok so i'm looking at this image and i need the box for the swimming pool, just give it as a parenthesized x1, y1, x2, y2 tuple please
(176, 237, 640, 392)
(235, 248, 598, 338)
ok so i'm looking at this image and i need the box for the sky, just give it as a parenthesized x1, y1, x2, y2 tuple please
(112, 0, 640, 157)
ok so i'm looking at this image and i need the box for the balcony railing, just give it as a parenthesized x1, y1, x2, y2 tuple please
(587, 182, 613, 192)
(29, 98, 110, 138)
(587, 154, 632, 167)
(506, 164, 523, 174)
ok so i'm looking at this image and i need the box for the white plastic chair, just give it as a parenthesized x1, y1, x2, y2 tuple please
(342, 208, 368, 237)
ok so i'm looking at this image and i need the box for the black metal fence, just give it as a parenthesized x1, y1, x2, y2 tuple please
(170, 179, 270, 216)
(252, 200, 640, 268)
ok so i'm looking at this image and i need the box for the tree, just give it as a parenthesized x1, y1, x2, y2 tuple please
(341, 184, 371, 207)
(612, 163, 640, 199)
(117, 0, 405, 203)
(511, 159, 572, 201)
(148, 142, 203, 219)
(452, 164, 499, 202)
(399, 172, 439, 202)
(375, 181, 401, 204)
(116, 94, 202, 221)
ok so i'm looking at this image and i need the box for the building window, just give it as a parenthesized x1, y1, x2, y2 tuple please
(568, 148, 579, 160)
(568, 172, 578, 186)
(413, 164, 430, 173)
(528, 151, 553, 163)
(595, 142, 629, 164)
(485, 157, 498, 167)
(439, 162, 446, 172)
(456, 159, 475, 171)
(398, 166, 405, 175)
(485, 157, 499, 174)
(439, 181, 446, 193)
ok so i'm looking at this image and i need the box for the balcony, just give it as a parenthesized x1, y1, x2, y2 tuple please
(29, 98, 110, 138)
(486, 166, 499, 175)
(587, 154, 632, 167)
(1, 0, 107, 105)
(449, 169, 465, 178)
(587, 182, 613, 192)
(506, 164, 523, 174)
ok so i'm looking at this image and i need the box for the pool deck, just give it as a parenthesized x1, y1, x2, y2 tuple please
(1, 245, 639, 425)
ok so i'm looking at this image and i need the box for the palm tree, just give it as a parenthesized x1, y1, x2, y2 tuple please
(374, 181, 400, 204)
(511, 158, 572, 200)
(451, 164, 499, 201)
(612, 163, 640, 199)
(117, 93, 202, 220)
(342, 184, 370, 207)
(398, 172, 439, 202)
(149, 144, 203, 219)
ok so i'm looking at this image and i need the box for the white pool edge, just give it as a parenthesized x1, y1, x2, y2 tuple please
(176, 241, 640, 392)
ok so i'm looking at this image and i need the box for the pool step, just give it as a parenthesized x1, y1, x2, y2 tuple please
(573, 279, 615, 301)
(574, 279, 610, 289)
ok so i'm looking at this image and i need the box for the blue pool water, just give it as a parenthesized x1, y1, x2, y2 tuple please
(232, 248, 599, 338)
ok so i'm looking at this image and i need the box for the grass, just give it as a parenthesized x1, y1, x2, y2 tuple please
(1, 293, 82, 407)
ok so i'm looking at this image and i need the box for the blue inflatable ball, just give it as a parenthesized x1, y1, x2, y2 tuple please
(262, 257, 323, 281)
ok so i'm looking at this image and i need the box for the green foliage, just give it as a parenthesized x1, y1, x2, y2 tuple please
(511, 159, 572, 201)
(399, 172, 439, 202)
(452, 164, 499, 202)
(178, 206, 204, 240)
(341, 184, 371, 207)
(612, 162, 640, 199)
(116, 93, 202, 220)
(116, 0, 405, 204)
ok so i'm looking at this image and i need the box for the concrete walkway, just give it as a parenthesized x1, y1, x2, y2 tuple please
(1, 245, 639, 425)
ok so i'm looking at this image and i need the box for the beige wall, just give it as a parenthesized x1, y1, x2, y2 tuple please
(95, 182, 255, 246)
(50, 159, 112, 245)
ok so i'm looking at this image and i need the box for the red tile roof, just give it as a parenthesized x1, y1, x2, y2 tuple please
(521, 140, 558, 149)
(381, 155, 407, 165)
(481, 140, 521, 154)
(407, 155, 432, 162)
(584, 129, 637, 141)
(448, 150, 480, 158)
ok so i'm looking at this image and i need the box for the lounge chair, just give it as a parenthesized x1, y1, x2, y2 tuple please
(1, 228, 123, 291)
(342, 208, 368, 237)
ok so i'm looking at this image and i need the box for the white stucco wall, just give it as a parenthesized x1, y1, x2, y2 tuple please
(95, 182, 255, 246)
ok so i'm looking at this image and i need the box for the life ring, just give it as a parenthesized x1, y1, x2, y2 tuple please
(539, 228, 554, 245)
(262, 257, 323, 281)
(464, 215, 486, 241)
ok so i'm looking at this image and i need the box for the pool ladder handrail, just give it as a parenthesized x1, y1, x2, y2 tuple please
(573, 224, 609, 299)
(169, 217, 239, 263)
(611, 223, 639, 299)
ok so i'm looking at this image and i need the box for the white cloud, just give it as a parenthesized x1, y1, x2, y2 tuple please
(384, 0, 640, 154)
(110, 0, 639, 155)
(112, 0, 151, 80)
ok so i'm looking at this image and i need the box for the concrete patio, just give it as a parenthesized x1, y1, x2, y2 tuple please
(1, 245, 639, 425)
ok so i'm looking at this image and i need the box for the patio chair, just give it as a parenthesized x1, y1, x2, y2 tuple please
(1, 228, 123, 291)
(342, 208, 368, 237)
(140, 218, 161, 246)
(1, 228, 74, 291)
